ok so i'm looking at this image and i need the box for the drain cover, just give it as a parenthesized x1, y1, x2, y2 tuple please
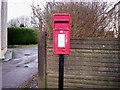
(24, 53, 30, 56)
(24, 65, 29, 68)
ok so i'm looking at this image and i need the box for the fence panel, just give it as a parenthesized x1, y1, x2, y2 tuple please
(46, 38, 120, 88)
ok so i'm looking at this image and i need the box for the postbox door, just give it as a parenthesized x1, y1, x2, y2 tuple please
(53, 30, 70, 54)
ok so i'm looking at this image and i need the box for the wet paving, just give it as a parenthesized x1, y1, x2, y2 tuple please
(2, 46, 38, 88)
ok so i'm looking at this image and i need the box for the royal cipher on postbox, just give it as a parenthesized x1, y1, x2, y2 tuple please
(53, 13, 70, 54)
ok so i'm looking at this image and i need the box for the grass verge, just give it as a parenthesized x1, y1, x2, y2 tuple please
(8, 44, 38, 48)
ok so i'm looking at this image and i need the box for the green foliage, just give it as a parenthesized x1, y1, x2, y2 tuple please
(8, 27, 38, 45)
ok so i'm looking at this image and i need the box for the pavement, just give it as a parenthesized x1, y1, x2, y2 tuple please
(2, 46, 38, 88)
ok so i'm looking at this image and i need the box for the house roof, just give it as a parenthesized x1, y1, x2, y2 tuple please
(107, 1, 120, 13)
(114, 1, 120, 7)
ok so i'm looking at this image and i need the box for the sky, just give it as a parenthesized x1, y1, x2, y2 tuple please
(8, 0, 44, 21)
(7, 0, 118, 22)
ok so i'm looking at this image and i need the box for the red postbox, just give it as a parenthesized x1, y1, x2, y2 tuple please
(53, 13, 70, 54)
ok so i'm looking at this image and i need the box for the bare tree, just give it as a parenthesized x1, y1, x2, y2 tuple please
(43, 2, 115, 38)
(31, 1, 116, 38)
(8, 18, 18, 27)
(8, 16, 31, 28)
(17, 16, 31, 27)
(31, 3, 43, 31)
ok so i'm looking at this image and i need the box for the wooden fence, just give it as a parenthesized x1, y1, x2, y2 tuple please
(38, 32, 120, 88)
(46, 38, 120, 88)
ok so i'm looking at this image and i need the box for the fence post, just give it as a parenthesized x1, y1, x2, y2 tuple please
(38, 31, 46, 88)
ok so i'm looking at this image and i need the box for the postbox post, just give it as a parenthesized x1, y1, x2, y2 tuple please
(59, 54, 64, 90)
(52, 13, 70, 89)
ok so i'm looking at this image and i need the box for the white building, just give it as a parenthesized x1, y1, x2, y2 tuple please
(0, 0, 7, 60)
(106, 1, 120, 38)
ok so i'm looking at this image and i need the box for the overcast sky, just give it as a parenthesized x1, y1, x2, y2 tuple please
(8, 0, 118, 22)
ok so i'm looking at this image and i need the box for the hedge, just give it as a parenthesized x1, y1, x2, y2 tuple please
(8, 27, 38, 45)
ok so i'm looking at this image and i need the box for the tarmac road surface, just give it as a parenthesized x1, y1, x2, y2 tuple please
(2, 46, 38, 88)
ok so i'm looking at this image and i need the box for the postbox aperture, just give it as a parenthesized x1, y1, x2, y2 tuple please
(53, 13, 70, 54)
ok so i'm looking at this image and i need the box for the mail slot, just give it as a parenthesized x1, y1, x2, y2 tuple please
(53, 13, 70, 54)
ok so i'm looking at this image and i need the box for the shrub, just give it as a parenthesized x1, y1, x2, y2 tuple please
(8, 27, 37, 45)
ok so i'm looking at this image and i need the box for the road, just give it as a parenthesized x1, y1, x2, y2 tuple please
(2, 46, 38, 88)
